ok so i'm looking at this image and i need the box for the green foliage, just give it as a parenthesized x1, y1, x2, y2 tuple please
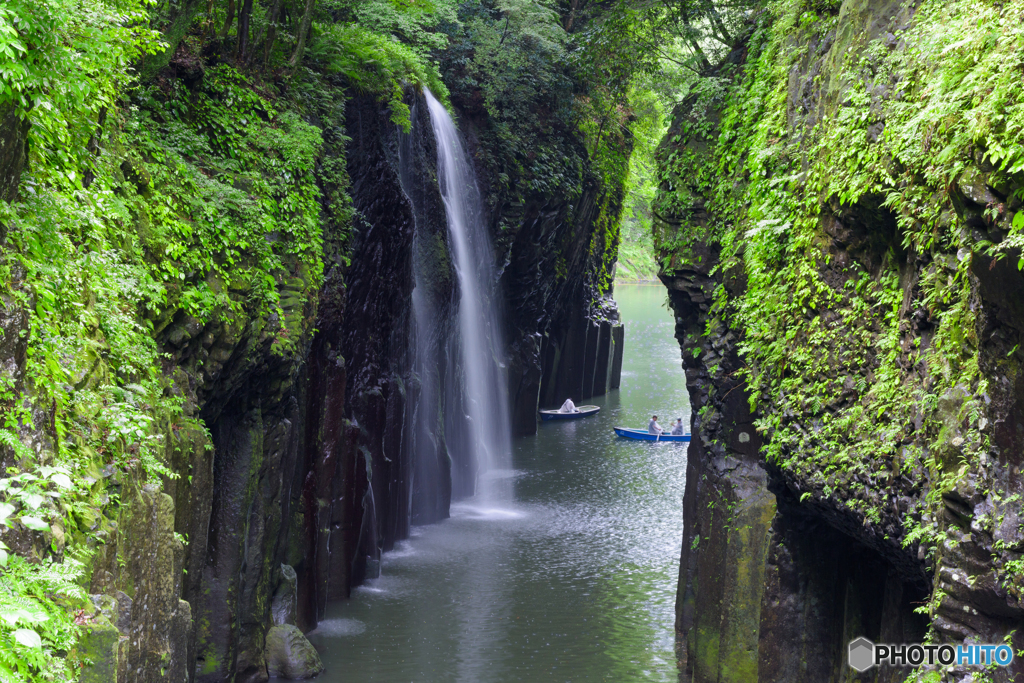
(0, 2, 175, 672)
(0, 3, 341, 674)
(306, 22, 449, 130)
(616, 84, 673, 282)
(443, 0, 579, 200)
(568, 1, 754, 286)
(0, 556, 84, 682)
(655, 0, 1024, 629)
(0, 464, 99, 681)
(0, 0, 163, 176)
(322, 0, 459, 52)
(129, 64, 325, 327)
(439, 1, 681, 294)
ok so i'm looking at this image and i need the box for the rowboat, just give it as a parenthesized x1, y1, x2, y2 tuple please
(539, 405, 601, 421)
(614, 427, 691, 442)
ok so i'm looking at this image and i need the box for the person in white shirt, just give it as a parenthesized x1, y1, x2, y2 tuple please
(559, 398, 579, 413)
(648, 415, 663, 435)
(671, 418, 684, 436)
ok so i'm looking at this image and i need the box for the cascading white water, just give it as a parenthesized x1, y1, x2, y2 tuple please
(424, 89, 512, 505)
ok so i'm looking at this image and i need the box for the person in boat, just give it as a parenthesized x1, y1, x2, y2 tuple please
(648, 415, 663, 435)
(559, 398, 580, 413)
(671, 418, 684, 436)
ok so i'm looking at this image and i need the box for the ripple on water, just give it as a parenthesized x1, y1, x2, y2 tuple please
(449, 503, 526, 521)
(477, 468, 525, 480)
(309, 618, 366, 638)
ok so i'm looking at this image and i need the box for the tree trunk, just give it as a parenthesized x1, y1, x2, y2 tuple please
(680, 14, 711, 72)
(205, 0, 216, 40)
(236, 0, 254, 61)
(251, 0, 283, 68)
(221, 0, 235, 39)
(705, 5, 732, 47)
(288, 0, 316, 70)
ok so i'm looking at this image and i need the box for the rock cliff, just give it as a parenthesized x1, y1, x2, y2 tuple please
(656, 1, 1024, 680)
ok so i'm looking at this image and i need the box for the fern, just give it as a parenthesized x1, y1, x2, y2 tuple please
(0, 432, 31, 464)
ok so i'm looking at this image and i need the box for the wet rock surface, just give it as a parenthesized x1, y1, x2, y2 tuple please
(453, 97, 625, 437)
(0, 102, 28, 204)
(78, 618, 121, 683)
(264, 625, 324, 680)
(119, 484, 192, 683)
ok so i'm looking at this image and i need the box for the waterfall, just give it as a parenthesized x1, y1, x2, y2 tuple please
(399, 99, 452, 525)
(424, 89, 512, 505)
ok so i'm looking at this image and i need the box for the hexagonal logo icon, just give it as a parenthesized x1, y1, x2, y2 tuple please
(848, 637, 876, 672)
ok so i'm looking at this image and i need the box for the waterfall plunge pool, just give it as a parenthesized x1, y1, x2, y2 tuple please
(308, 284, 690, 682)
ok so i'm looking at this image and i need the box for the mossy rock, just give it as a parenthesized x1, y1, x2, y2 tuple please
(264, 625, 324, 680)
(79, 618, 121, 683)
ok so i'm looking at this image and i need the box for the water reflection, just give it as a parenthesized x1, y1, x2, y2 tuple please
(309, 285, 688, 682)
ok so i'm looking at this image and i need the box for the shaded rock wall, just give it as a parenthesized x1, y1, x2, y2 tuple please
(0, 102, 28, 203)
(73, 87, 423, 682)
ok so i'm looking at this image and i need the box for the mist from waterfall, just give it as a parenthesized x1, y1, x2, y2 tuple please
(424, 89, 512, 505)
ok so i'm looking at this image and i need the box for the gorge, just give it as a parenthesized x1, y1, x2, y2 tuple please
(2, 0, 1024, 682)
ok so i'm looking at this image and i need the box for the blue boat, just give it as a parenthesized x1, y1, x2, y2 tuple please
(540, 405, 600, 421)
(614, 427, 691, 442)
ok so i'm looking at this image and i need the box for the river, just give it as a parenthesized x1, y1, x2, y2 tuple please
(308, 283, 690, 682)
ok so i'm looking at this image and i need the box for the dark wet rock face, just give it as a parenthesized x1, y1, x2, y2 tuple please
(271, 564, 299, 626)
(452, 106, 625, 436)
(0, 102, 28, 204)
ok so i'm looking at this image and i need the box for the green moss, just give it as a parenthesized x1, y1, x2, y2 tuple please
(717, 491, 775, 683)
(656, 0, 1024, 653)
(0, 19, 353, 672)
(77, 619, 120, 683)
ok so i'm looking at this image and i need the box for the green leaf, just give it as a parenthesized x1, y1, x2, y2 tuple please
(0, 503, 14, 522)
(12, 629, 41, 648)
(21, 492, 44, 509)
(20, 516, 49, 532)
(49, 473, 72, 490)
(1013, 211, 1024, 232)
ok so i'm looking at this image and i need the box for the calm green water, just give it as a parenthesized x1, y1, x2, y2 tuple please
(308, 284, 689, 682)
